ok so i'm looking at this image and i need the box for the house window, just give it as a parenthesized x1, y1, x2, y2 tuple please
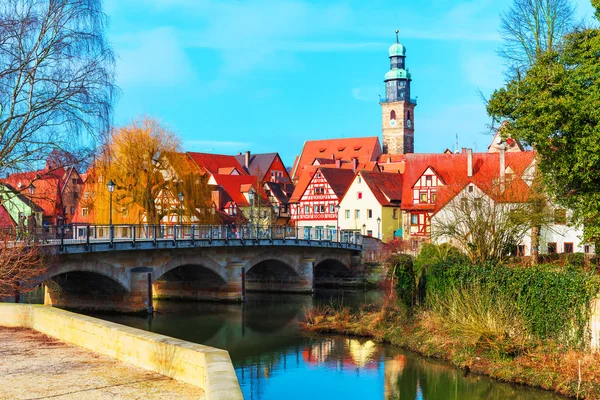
(357, 192, 363, 199)
(474, 197, 482, 209)
(461, 198, 468, 209)
(320, 205, 325, 213)
(345, 210, 350, 219)
(548, 242, 557, 254)
(355, 210, 360, 219)
(367, 209, 373, 218)
(420, 193, 427, 203)
(358, 176, 362, 183)
(584, 245, 590, 254)
(426, 176, 432, 186)
(304, 205, 310, 213)
(411, 214, 418, 225)
(84, 192, 89, 199)
(517, 245, 525, 256)
(392, 209, 398, 219)
(314, 205, 319, 213)
(367, 230, 373, 237)
(564, 243, 574, 253)
(72, 178, 77, 184)
(554, 209, 567, 225)
(73, 192, 79, 199)
(82, 208, 89, 217)
(329, 204, 335, 213)
(390, 110, 396, 120)
(468, 185, 474, 193)
(432, 193, 437, 202)
(411, 240, 419, 250)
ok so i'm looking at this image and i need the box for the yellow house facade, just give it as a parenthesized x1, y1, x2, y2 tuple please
(338, 171, 403, 242)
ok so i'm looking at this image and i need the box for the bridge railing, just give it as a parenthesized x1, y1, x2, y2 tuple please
(0, 223, 363, 247)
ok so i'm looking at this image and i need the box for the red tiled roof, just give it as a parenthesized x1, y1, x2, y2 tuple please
(187, 152, 248, 177)
(292, 137, 382, 181)
(359, 171, 403, 206)
(211, 175, 266, 207)
(317, 168, 356, 198)
(398, 151, 535, 211)
(2, 169, 66, 218)
(0, 204, 15, 227)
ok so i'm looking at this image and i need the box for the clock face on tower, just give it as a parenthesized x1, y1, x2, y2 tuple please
(389, 119, 397, 127)
(407, 119, 412, 128)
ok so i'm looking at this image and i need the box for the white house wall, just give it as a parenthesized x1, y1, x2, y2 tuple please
(339, 174, 385, 239)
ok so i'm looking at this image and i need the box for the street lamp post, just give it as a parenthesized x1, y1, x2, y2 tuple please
(107, 179, 116, 246)
(248, 188, 255, 239)
(377, 217, 381, 240)
(273, 203, 279, 239)
(362, 223, 366, 236)
(178, 192, 184, 239)
(335, 204, 340, 243)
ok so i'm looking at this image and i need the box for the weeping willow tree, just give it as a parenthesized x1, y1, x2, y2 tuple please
(93, 117, 180, 224)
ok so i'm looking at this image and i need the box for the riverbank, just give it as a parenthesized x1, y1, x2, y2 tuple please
(302, 302, 600, 399)
(0, 327, 205, 400)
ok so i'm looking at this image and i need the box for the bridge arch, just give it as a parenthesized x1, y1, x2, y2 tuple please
(153, 255, 227, 283)
(244, 251, 299, 275)
(313, 256, 353, 286)
(42, 260, 131, 292)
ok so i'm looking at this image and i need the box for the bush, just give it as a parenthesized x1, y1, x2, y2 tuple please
(426, 263, 600, 348)
(415, 243, 469, 273)
(565, 252, 586, 270)
(387, 254, 416, 310)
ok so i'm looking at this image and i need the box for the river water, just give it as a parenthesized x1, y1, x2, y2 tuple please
(97, 290, 564, 400)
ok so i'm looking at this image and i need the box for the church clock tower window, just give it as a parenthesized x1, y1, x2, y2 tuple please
(380, 30, 416, 155)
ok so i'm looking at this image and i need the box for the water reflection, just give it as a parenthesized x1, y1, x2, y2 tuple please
(97, 291, 564, 400)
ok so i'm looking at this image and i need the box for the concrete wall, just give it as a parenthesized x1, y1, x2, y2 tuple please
(0, 304, 243, 400)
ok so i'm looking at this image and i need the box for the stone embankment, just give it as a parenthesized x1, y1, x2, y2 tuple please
(0, 304, 243, 400)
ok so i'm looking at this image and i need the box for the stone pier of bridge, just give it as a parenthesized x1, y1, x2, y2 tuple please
(41, 245, 362, 313)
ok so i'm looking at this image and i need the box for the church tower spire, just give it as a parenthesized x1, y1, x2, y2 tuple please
(380, 30, 416, 154)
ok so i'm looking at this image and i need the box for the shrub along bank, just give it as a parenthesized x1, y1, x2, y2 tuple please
(303, 244, 600, 399)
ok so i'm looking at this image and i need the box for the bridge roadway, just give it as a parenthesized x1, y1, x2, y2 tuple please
(25, 224, 364, 314)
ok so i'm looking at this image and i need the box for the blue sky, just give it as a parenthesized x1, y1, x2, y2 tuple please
(104, 0, 596, 166)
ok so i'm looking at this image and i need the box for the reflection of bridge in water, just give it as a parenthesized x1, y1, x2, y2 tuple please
(33, 224, 363, 313)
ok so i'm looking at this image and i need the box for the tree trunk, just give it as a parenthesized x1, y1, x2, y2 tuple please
(531, 225, 540, 265)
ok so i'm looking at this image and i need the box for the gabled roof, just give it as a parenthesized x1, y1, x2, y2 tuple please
(234, 153, 281, 181)
(399, 151, 536, 211)
(264, 181, 290, 204)
(359, 171, 403, 206)
(291, 137, 382, 181)
(187, 152, 248, 177)
(317, 168, 356, 199)
(2, 169, 66, 217)
(211, 175, 266, 207)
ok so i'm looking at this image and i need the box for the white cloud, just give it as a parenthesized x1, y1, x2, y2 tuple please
(112, 27, 196, 87)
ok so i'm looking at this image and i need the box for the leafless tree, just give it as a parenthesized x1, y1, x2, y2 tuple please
(0, 0, 116, 174)
(0, 234, 46, 299)
(431, 180, 552, 264)
(499, 0, 576, 77)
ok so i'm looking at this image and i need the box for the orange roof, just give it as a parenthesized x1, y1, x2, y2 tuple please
(187, 152, 248, 177)
(2, 169, 66, 218)
(291, 137, 382, 181)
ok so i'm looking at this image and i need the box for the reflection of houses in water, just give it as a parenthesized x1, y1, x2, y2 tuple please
(302, 339, 334, 365)
(384, 354, 407, 399)
(345, 339, 378, 369)
(302, 338, 382, 371)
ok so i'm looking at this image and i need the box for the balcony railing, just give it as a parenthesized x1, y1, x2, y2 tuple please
(379, 96, 418, 105)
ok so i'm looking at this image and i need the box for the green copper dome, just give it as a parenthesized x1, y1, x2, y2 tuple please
(389, 42, 406, 57)
(384, 68, 411, 81)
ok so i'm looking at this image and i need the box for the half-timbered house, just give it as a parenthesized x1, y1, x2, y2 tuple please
(290, 167, 355, 240)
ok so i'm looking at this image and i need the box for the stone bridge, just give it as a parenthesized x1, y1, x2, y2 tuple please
(38, 233, 363, 313)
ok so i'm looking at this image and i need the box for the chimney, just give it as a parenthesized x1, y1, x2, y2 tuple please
(467, 148, 473, 178)
(461, 147, 467, 154)
(331, 153, 335, 160)
(500, 146, 506, 192)
(352, 158, 359, 173)
(244, 151, 250, 168)
(335, 159, 341, 168)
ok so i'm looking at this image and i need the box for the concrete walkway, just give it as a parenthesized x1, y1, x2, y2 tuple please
(0, 327, 205, 400)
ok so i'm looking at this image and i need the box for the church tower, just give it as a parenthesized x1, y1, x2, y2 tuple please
(381, 30, 416, 154)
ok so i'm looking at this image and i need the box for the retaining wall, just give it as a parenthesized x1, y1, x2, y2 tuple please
(0, 304, 243, 400)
